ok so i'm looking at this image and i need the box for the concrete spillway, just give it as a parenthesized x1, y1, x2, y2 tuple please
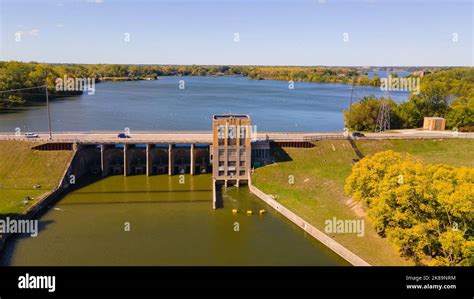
(69, 143, 212, 178)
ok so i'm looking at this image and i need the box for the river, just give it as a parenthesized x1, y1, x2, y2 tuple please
(1, 175, 349, 266)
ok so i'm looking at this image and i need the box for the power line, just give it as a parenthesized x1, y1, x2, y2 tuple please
(0, 85, 46, 93)
(0, 84, 53, 138)
(1, 92, 74, 97)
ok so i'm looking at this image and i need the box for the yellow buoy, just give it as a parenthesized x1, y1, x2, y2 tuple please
(246, 210, 253, 216)
(232, 209, 238, 214)
(259, 209, 266, 215)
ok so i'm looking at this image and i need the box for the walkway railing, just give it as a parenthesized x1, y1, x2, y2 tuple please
(0, 132, 472, 144)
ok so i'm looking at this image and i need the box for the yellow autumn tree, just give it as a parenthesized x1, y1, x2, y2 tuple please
(345, 151, 474, 266)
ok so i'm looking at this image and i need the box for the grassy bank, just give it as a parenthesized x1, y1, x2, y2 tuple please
(252, 139, 474, 266)
(0, 141, 73, 214)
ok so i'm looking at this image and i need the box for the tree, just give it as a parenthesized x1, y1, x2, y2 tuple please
(370, 75, 381, 87)
(344, 96, 399, 131)
(357, 76, 370, 85)
(0, 95, 25, 107)
(345, 151, 474, 266)
(447, 106, 474, 132)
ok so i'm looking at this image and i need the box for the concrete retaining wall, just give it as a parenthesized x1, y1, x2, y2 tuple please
(248, 183, 370, 266)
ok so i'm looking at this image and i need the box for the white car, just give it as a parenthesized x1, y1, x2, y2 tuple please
(24, 133, 39, 138)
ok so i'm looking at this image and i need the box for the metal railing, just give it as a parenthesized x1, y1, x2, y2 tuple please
(0, 132, 472, 144)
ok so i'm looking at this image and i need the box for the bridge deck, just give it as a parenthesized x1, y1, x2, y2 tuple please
(0, 130, 472, 144)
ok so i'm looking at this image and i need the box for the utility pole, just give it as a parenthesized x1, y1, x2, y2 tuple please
(375, 70, 391, 132)
(45, 82, 52, 140)
(348, 76, 355, 132)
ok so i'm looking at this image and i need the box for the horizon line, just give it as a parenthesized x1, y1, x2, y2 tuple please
(0, 60, 471, 68)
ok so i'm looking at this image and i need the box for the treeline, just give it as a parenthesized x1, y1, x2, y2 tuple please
(0, 61, 386, 107)
(345, 151, 474, 266)
(246, 66, 383, 86)
(0, 61, 84, 107)
(344, 68, 474, 132)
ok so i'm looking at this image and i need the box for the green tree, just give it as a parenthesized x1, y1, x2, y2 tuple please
(344, 96, 400, 131)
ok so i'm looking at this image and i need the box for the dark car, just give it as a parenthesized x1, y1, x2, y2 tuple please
(117, 133, 130, 138)
(351, 132, 365, 138)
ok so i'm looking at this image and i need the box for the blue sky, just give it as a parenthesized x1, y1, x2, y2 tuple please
(0, 0, 472, 66)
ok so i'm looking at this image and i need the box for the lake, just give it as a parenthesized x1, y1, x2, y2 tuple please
(0, 76, 409, 133)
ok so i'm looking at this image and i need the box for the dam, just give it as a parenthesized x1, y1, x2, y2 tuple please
(1, 113, 467, 213)
(0, 115, 354, 266)
(2, 114, 468, 265)
(14, 115, 279, 210)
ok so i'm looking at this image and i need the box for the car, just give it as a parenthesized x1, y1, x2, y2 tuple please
(117, 133, 130, 138)
(24, 133, 39, 138)
(351, 132, 365, 138)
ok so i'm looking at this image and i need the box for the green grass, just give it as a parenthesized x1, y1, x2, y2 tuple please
(358, 139, 474, 167)
(252, 139, 474, 266)
(0, 141, 73, 214)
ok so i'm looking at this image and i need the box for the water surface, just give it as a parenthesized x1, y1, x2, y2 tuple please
(0, 76, 409, 133)
(1, 175, 349, 266)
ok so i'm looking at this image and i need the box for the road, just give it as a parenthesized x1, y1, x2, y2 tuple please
(0, 129, 472, 144)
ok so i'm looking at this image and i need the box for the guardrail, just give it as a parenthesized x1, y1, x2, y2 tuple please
(303, 135, 347, 141)
(363, 134, 472, 140)
(0, 130, 213, 135)
(0, 137, 212, 144)
(0, 137, 80, 143)
(1, 133, 472, 144)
